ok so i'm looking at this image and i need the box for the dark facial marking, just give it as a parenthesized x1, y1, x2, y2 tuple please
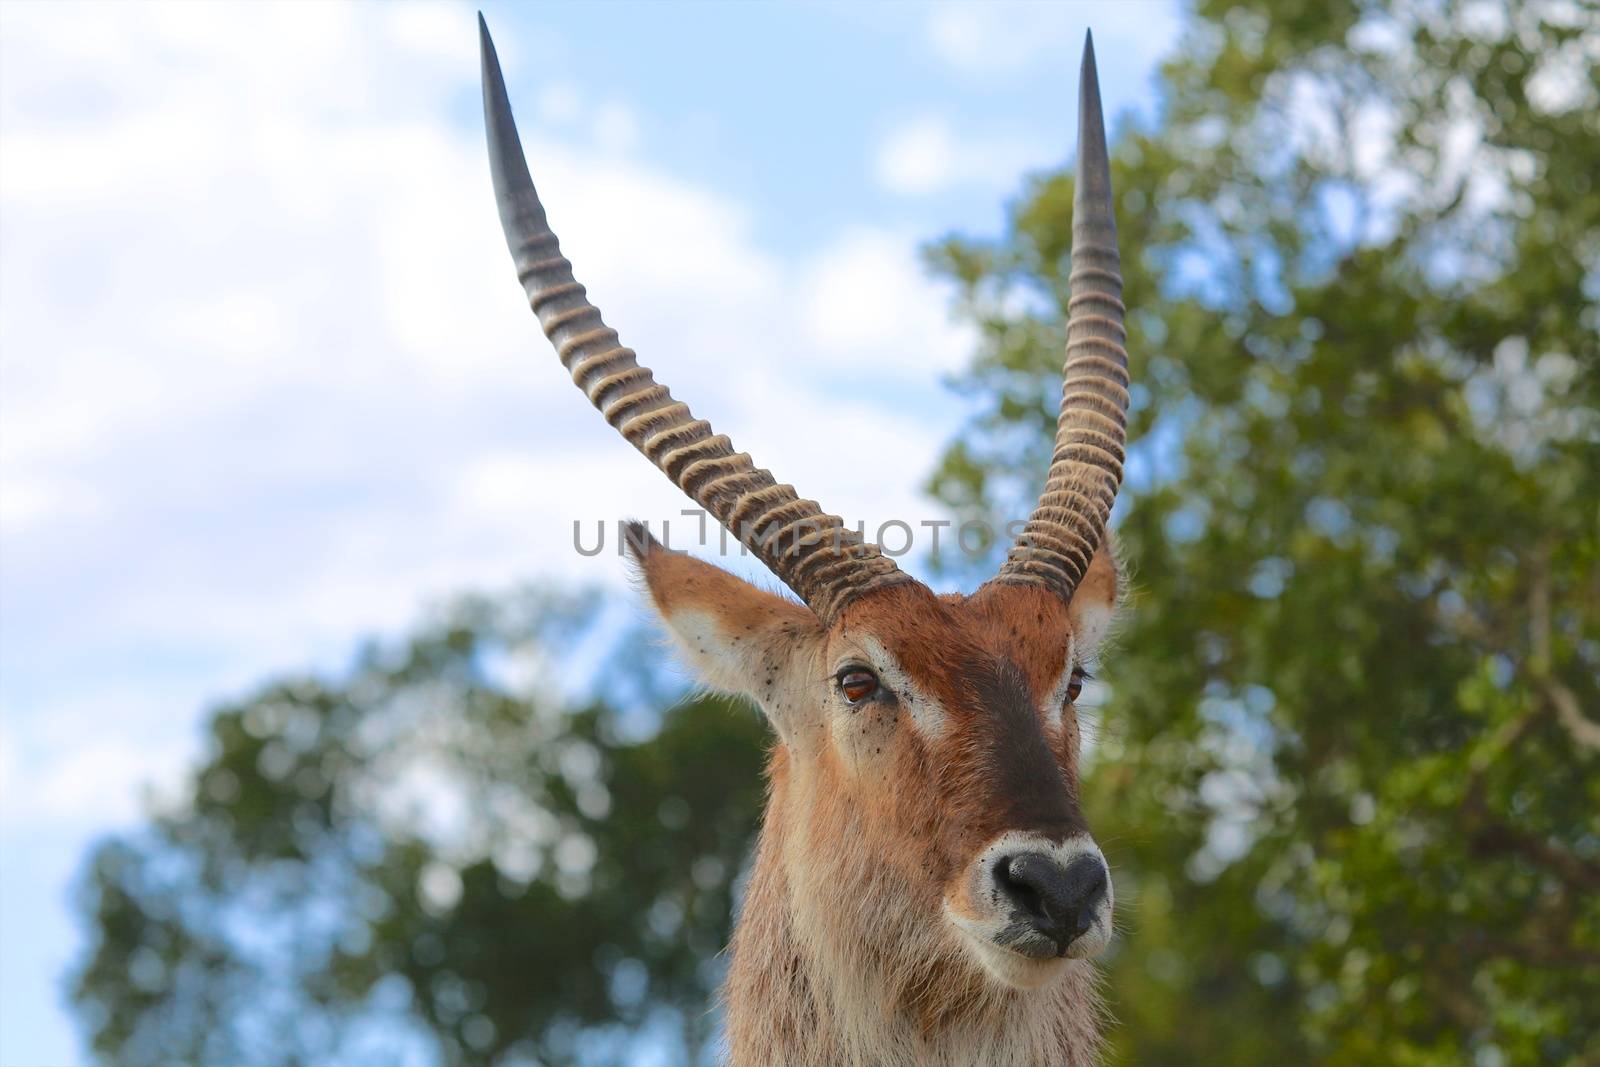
(974, 660, 1086, 840)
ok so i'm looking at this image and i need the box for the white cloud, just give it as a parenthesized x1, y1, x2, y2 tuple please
(0, 691, 192, 832)
(927, 5, 1030, 78)
(873, 114, 1059, 196)
(923, 2, 1181, 81)
(799, 228, 975, 374)
(591, 102, 640, 154)
(536, 84, 584, 126)
(0, 727, 13, 811)
(876, 116, 960, 194)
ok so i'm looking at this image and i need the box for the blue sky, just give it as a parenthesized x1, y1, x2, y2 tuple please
(0, 3, 1180, 1063)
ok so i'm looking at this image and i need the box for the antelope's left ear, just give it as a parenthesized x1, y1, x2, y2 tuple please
(1068, 534, 1123, 660)
(624, 523, 826, 742)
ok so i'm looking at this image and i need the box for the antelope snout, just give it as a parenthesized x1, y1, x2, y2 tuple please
(992, 851, 1108, 958)
(947, 832, 1114, 985)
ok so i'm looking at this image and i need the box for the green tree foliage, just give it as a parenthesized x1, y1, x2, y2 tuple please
(72, 591, 767, 1066)
(925, 1, 1598, 1063)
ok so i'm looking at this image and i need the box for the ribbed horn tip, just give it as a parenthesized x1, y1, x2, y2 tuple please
(988, 26, 1127, 604)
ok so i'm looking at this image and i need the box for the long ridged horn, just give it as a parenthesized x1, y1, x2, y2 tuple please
(478, 16, 908, 622)
(994, 31, 1128, 603)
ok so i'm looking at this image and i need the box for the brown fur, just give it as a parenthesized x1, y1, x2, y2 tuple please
(634, 538, 1121, 1066)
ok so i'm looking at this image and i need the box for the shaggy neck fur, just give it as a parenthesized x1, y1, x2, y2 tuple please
(722, 746, 1104, 1067)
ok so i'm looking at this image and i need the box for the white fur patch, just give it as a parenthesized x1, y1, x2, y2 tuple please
(662, 608, 752, 693)
(1070, 600, 1115, 660)
(1042, 637, 1076, 735)
(860, 635, 949, 740)
(658, 606, 807, 736)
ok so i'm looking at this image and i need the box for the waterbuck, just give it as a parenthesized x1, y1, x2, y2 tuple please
(480, 17, 1129, 1064)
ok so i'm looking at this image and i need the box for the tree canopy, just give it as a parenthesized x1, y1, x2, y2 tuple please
(926, 1, 1598, 1062)
(73, 2, 1598, 1064)
(73, 593, 766, 1066)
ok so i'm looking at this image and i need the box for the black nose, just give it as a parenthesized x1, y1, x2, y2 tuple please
(995, 852, 1107, 953)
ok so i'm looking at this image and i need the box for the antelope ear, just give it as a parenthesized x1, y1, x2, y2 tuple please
(1068, 534, 1123, 660)
(625, 524, 826, 740)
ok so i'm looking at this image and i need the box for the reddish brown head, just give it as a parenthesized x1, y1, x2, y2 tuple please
(631, 526, 1121, 992)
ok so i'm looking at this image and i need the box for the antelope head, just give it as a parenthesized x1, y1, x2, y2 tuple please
(481, 18, 1128, 998)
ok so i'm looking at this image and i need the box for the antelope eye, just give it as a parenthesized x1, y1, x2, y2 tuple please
(1065, 668, 1088, 704)
(838, 668, 880, 704)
